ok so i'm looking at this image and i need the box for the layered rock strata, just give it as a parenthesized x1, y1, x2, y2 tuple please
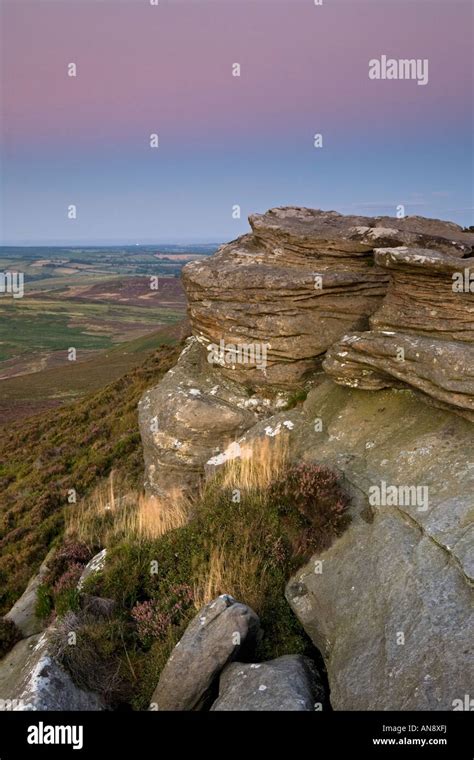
(324, 247, 474, 420)
(182, 207, 473, 388)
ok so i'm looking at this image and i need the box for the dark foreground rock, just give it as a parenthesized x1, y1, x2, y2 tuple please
(211, 655, 325, 711)
(0, 632, 104, 711)
(150, 595, 260, 710)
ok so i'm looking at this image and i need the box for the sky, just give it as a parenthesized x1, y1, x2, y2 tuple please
(0, 0, 472, 244)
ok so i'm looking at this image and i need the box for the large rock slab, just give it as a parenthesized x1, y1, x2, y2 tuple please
(283, 381, 473, 709)
(324, 247, 474, 420)
(150, 595, 260, 711)
(183, 208, 473, 387)
(211, 655, 325, 711)
(287, 509, 474, 711)
(0, 632, 104, 711)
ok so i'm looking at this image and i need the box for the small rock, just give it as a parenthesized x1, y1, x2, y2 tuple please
(149, 595, 260, 710)
(211, 655, 326, 711)
(77, 549, 107, 590)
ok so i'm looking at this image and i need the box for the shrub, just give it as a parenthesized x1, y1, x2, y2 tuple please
(0, 617, 21, 659)
(49, 611, 133, 707)
(271, 462, 350, 554)
(52, 562, 84, 616)
(53, 563, 84, 595)
(46, 541, 92, 588)
(131, 584, 194, 647)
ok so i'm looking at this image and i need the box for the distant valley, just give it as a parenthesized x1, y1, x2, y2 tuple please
(0, 245, 217, 422)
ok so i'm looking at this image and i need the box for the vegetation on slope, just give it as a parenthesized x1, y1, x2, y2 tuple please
(0, 339, 185, 616)
(40, 436, 349, 710)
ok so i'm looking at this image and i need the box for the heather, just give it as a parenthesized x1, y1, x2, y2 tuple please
(0, 341, 184, 616)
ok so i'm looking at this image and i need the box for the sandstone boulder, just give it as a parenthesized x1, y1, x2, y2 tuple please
(279, 379, 472, 710)
(5, 549, 54, 638)
(150, 595, 260, 711)
(138, 337, 285, 495)
(211, 655, 325, 711)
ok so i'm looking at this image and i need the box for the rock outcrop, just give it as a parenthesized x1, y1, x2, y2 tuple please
(138, 207, 473, 711)
(150, 595, 260, 711)
(141, 208, 473, 496)
(324, 247, 474, 420)
(211, 655, 325, 711)
(182, 207, 473, 388)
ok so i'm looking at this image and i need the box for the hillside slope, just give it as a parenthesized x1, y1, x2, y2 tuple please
(0, 338, 185, 615)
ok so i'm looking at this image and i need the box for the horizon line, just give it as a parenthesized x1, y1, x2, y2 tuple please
(0, 240, 224, 248)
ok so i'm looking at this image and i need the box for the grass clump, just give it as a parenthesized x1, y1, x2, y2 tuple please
(49, 611, 134, 707)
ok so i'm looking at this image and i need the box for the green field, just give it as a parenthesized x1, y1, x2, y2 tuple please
(0, 298, 184, 362)
(0, 244, 210, 420)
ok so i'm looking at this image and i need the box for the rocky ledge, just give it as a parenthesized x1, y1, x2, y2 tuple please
(324, 246, 474, 420)
(182, 207, 472, 388)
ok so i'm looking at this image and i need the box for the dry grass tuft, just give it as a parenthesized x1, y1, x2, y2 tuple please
(133, 490, 190, 540)
(220, 432, 289, 493)
(193, 537, 268, 613)
(66, 471, 190, 546)
(193, 435, 289, 613)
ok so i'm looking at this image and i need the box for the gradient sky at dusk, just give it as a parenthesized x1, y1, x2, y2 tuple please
(1, 0, 472, 244)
